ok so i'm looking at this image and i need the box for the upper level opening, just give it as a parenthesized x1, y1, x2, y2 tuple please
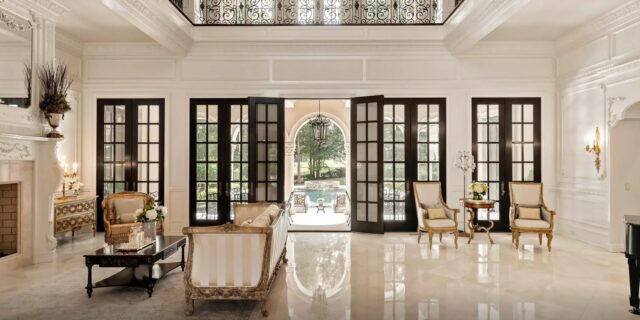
(169, 0, 464, 26)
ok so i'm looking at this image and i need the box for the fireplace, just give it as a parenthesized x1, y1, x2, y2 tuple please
(0, 183, 18, 258)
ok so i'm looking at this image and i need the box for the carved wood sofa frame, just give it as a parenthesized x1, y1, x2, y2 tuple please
(182, 203, 288, 317)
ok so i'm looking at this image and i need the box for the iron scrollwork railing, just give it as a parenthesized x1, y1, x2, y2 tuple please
(173, 0, 448, 25)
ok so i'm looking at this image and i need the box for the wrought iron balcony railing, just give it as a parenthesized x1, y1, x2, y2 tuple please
(169, 0, 464, 26)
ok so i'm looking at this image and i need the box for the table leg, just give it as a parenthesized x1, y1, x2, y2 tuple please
(467, 209, 475, 244)
(147, 264, 154, 298)
(86, 262, 93, 298)
(180, 244, 185, 271)
(486, 220, 495, 244)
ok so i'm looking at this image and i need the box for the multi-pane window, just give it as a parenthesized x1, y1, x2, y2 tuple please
(229, 103, 249, 219)
(136, 104, 162, 197)
(511, 103, 535, 181)
(416, 104, 440, 182)
(194, 104, 219, 222)
(475, 103, 501, 221)
(383, 103, 406, 222)
(354, 97, 382, 231)
(102, 104, 127, 197)
(254, 103, 280, 202)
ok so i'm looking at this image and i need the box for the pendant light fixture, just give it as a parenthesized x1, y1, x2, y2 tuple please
(309, 100, 330, 143)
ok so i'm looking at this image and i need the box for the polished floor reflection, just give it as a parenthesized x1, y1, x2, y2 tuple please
(0, 231, 633, 319)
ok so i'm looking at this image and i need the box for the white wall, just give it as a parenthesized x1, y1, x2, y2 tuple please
(77, 34, 556, 235)
(555, 0, 640, 250)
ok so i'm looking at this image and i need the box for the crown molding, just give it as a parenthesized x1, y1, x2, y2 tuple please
(1, 0, 67, 22)
(101, 0, 193, 56)
(556, 0, 640, 54)
(445, 0, 530, 54)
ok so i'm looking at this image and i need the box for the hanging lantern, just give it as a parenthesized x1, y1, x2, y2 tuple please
(310, 100, 330, 143)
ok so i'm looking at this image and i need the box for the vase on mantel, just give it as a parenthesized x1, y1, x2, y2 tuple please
(45, 113, 64, 138)
(143, 221, 156, 240)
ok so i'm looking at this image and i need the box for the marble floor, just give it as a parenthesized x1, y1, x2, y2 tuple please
(0, 231, 634, 320)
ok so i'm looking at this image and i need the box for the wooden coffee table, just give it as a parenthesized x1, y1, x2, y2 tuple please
(84, 235, 186, 298)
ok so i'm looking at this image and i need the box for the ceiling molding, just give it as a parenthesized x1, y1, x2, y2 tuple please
(101, 0, 193, 56)
(556, 0, 640, 54)
(445, 0, 531, 54)
(55, 31, 83, 57)
(2, 0, 68, 21)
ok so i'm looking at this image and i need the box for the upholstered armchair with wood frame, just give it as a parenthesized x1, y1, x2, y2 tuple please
(291, 192, 308, 213)
(413, 182, 459, 248)
(509, 182, 555, 251)
(102, 191, 163, 244)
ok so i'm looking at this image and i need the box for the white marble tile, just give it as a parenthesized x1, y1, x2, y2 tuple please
(0, 231, 632, 319)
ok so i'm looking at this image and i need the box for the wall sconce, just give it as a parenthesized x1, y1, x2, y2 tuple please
(585, 127, 601, 173)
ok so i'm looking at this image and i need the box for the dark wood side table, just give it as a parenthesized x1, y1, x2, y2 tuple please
(462, 199, 496, 244)
(84, 235, 186, 298)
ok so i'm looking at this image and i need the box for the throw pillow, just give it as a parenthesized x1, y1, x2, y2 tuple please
(518, 205, 541, 220)
(264, 204, 281, 223)
(241, 219, 253, 226)
(248, 212, 271, 228)
(427, 208, 447, 219)
(114, 198, 144, 223)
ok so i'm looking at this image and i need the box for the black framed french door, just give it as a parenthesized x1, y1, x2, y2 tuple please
(382, 98, 446, 232)
(189, 97, 284, 226)
(472, 98, 541, 231)
(351, 95, 385, 233)
(96, 98, 165, 231)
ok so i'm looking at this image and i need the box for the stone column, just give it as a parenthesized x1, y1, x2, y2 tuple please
(284, 142, 296, 201)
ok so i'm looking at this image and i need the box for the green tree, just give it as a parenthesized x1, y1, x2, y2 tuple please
(296, 122, 345, 180)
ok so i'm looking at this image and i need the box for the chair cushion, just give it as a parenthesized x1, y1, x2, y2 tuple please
(114, 198, 144, 223)
(514, 219, 550, 229)
(518, 206, 541, 220)
(427, 208, 447, 219)
(424, 219, 455, 228)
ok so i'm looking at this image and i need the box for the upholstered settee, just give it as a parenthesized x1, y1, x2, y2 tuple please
(182, 203, 288, 317)
(102, 192, 163, 244)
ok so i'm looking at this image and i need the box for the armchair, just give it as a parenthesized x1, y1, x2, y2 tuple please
(291, 192, 308, 213)
(333, 193, 348, 213)
(413, 182, 459, 249)
(102, 191, 163, 244)
(509, 182, 555, 251)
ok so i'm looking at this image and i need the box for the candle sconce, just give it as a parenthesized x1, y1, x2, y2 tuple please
(585, 127, 601, 173)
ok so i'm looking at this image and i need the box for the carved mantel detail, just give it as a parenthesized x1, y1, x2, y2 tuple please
(0, 141, 32, 160)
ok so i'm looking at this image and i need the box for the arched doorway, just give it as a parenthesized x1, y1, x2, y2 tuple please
(610, 101, 640, 247)
(285, 99, 351, 231)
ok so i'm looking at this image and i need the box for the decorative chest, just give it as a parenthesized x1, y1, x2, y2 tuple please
(54, 195, 97, 237)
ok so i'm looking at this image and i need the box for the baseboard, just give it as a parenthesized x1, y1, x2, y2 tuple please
(556, 217, 610, 250)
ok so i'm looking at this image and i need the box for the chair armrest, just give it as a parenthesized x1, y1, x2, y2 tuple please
(541, 205, 555, 228)
(509, 207, 516, 225)
(440, 202, 459, 224)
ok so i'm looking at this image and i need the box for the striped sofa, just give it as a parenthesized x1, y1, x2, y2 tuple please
(182, 203, 288, 317)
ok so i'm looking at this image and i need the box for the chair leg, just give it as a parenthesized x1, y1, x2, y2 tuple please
(514, 231, 520, 249)
(454, 231, 458, 249)
(261, 298, 269, 317)
(538, 234, 543, 246)
(185, 297, 194, 316)
(546, 233, 553, 252)
(417, 228, 422, 244)
(428, 231, 433, 249)
(439, 233, 443, 243)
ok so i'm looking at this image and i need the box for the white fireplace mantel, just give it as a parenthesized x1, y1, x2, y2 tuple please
(0, 133, 63, 265)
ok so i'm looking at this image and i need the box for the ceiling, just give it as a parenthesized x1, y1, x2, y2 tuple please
(484, 0, 630, 41)
(54, 0, 151, 42)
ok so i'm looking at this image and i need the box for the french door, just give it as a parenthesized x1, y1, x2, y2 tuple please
(189, 97, 284, 226)
(472, 98, 541, 231)
(96, 99, 165, 231)
(352, 96, 446, 233)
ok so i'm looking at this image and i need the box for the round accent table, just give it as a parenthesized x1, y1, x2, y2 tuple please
(462, 199, 496, 244)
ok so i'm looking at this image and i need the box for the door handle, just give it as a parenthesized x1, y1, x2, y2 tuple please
(501, 182, 506, 196)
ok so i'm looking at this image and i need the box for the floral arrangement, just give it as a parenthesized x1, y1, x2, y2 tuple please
(469, 181, 488, 200)
(135, 202, 168, 223)
(62, 171, 83, 196)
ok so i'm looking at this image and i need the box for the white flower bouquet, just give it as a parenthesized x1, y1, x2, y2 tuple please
(135, 202, 168, 222)
(469, 181, 489, 200)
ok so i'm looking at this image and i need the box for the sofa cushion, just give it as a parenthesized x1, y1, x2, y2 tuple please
(425, 219, 455, 228)
(247, 212, 271, 228)
(264, 204, 280, 223)
(514, 219, 550, 229)
(114, 198, 144, 223)
(518, 205, 541, 220)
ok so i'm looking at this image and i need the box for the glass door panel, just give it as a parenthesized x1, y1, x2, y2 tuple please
(229, 102, 250, 219)
(473, 102, 503, 222)
(249, 97, 284, 204)
(382, 102, 406, 223)
(192, 103, 220, 224)
(351, 95, 384, 233)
